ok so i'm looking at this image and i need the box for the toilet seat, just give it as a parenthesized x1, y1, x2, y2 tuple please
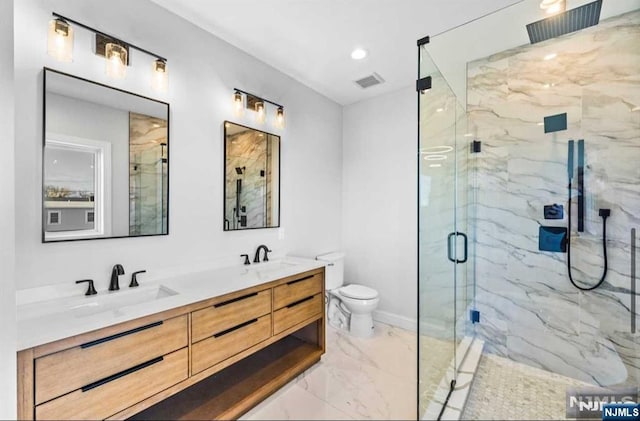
(338, 284, 378, 300)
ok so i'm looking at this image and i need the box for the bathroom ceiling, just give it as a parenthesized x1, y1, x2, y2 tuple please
(150, 0, 524, 105)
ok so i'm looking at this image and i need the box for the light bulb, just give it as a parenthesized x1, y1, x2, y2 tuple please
(275, 106, 285, 129)
(47, 18, 73, 62)
(152, 59, 168, 92)
(105, 43, 127, 79)
(233, 91, 244, 117)
(255, 101, 265, 124)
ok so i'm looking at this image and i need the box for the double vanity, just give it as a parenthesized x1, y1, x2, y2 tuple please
(17, 257, 326, 420)
(32, 50, 297, 420)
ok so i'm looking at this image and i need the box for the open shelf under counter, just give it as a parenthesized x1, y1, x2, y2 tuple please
(130, 327, 323, 420)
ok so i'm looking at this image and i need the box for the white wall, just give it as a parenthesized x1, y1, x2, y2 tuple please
(14, 0, 342, 292)
(0, 0, 16, 417)
(342, 86, 417, 329)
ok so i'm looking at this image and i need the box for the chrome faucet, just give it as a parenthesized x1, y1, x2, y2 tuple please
(109, 264, 125, 291)
(253, 245, 272, 263)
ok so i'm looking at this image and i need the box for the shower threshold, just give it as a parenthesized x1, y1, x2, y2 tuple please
(422, 336, 485, 420)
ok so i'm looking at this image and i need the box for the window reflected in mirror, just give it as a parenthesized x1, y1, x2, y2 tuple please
(224, 121, 280, 230)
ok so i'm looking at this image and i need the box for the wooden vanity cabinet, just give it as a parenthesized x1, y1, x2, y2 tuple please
(17, 267, 325, 420)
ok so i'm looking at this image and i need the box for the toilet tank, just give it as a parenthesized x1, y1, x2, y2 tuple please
(316, 252, 345, 290)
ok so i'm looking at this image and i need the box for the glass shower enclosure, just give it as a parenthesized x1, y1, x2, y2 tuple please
(418, 0, 639, 419)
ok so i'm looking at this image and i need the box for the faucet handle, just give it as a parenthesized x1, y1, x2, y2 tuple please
(240, 254, 251, 265)
(130, 270, 146, 288)
(76, 279, 97, 296)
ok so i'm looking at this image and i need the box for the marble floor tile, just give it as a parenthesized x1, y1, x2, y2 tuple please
(242, 322, 418, 421)
(325, 321, 418, 383)
(240, 382, 354, 420)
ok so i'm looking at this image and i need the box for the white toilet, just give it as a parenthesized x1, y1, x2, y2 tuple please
(316, 252, 379, 338)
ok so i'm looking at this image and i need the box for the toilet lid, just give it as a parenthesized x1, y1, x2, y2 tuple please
(339, 284, 378, 300)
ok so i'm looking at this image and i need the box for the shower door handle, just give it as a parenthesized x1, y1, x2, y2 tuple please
(458, 232, 468, 263)
(447, 232, 468, 264)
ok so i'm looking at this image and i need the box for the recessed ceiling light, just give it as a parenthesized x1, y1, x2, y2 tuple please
(544, 53, 557, 61)
(436, 108, 444, 113)
(351, 48, 367, 60)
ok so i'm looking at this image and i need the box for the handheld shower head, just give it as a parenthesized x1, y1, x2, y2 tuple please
(235, 167, 245, 175)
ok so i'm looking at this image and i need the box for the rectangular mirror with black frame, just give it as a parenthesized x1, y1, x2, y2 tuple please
(224, 121, 280, 231)
(43, 68, 169, 242)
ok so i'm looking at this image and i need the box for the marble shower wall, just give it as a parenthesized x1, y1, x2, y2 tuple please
(129, 112, 168, 235)
(467, 11, 640, 387)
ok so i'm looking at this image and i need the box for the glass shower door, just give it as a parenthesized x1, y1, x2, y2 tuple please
(418, 43, 470, 419)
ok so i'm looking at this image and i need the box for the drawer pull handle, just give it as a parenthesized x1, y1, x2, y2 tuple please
(287, 296, 315, 308)
(213, 318, 258, 338)
(81, 356, 164, 392)
(286, 275, 314, 285)
(80, 321, 163, 349)
(214, 292, 258, 308)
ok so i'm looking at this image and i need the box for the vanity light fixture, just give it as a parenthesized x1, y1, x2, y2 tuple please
(152, 59, 168, 93)
(105, 43, 127, 79)
(232, 88, 285, 129)
(275, 106, 286, 129)
(255, 101, 266, 124)
(47, 18, 74, 62)
(233, 90, 244, 117)
(47, 13, 168, 89)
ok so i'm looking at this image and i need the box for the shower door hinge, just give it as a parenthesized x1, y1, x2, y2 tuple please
(417, 35, 430, 46)
(416, 76, 432, 93)
(470, 309, 480, 324)
(471, 140, 481, 153)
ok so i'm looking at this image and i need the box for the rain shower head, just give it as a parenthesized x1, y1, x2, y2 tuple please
(526, 0, 602, 44)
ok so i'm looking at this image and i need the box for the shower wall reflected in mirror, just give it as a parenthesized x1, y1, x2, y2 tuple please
(223, 121, 280, 231)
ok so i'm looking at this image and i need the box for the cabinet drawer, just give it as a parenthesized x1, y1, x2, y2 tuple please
(192, 289, 271, 343)
(35, 315, 188, 405)
(192, 314, 271, 374)
(273, 272, 323, 310)
(273, 293, 323, 335)
(36, 347, 188, 420)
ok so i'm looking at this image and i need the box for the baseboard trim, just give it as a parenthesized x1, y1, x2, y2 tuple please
(373, 310, 417, 332)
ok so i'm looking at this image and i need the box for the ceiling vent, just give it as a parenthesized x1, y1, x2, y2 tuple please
(354, 72, 385, 89)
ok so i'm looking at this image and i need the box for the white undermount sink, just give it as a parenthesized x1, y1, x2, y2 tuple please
(18, 285, 178, 321)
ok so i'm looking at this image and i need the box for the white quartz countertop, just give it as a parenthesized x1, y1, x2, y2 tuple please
(16, 256, 325, 351)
